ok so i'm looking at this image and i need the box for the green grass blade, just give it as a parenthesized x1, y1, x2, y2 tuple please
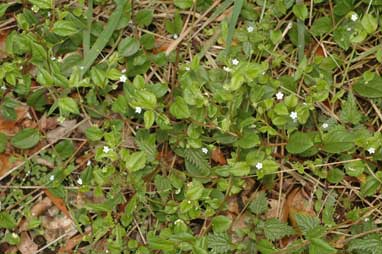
(83, 0, 93, 56)
(225, 0, 244, 54)
(81, 0, 126, 76)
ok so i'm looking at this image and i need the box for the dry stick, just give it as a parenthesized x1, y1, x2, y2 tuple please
(0, 118, 89, 182)
(165, 0, 221, 55)
(369, 100, 382, 132)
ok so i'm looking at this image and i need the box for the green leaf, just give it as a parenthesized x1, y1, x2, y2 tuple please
(118, 37, 140, 57)
(345, 160, 364, 177)
(286, 132, 314, 154)
(322, 129, 355, 153)
(310, 16, 332, 36)
(293, 3, 308, 20)
(327, 168, 344, 184)
(249, 191, 268, 215)
(207, 233, 233, 254)
(295, 214, 320, 236)
(225, 0, 245, 54)
(0, 3, 10, 18)
(360, 176, 380, 197)
(58, 97, 80, 115)
(262, 219, 295, 241)
(85, 126, 104, 141)
(309, 238, 337, 254)
(340, 93, 362, 125)
(353, 76, 382, 98)
(147, 234, 175, 252)
(348, 237, 382, 253)
(143, 110, 155, 129)
(237, 131, 260, 149)
(135, 9, 153, 27)
(29, 0, 51, 9)
(55, 140, 75, 160)
(0, 212, 17, 229)
(52, 20, 79, 36)
(361, 14, 378, 34)
(170, 97, 190, 119)
(212, 216, 232, 233)
(174, 0, 193, 9)
(11, 128, 40, 149)
(125, 151, 147, 172)
(0, 133, 7, 153)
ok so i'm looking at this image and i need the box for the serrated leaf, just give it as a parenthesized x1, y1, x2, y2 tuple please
(309, 238, 337, 254)
(262, 219, 295, 241)
(286, 131, 314, 154)
(295, 214, 320, 236)
(170, 97, 190, 119)
(212, 216, 232, 233)
(58, 97, 80, 115)
(0, 212, 17, 229)
(340, 93, 362, 125)
(249, 191, 268, 215)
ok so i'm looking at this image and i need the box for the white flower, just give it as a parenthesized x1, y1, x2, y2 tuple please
(255, 162, 263, 170)
(31, 5, 39, 13)
(175, 188, 181, 194)
(121, 68, 127, 73)
(135, 107, 142, 114)
(187, 200, 191, 204)
(79, 66, 84, 70)
(322, 123, 329, 129)
(51, 56, 56, 61)
(173, 34, 178, 39)
(47, 12, 51, 17)
(119, 74, 127, 83)
(347, 27, 352, 32)
(351, 13, 358, 22)
(77, 178, 83, 185)
(185, 67, 190, 71)
(364, 217, 370, 222)
(275, 91, 284, 100)
(49, 175, 55, 181)
(174, 219, 183, 225)
(103, 146, 111, 153)
(223, 66, 232, 72)
(290, 111, 298, 121)
(201, 147, 208, 154)
(87, 160, 91, 166)
(57, 116, 66, 124)
(247, 26, 254, 33)
(368, 147, 376, 154)
(1, 85, 6, 90)
(11, 233, 18, 238)
(232, 59, 239, 66)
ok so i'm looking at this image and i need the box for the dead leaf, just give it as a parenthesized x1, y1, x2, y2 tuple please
(39, 114, 58, 131)
(17, 232, 38, 254)
(283, 188, 315, 230)
(227, 196, 239, 215)
(58, 228, 91, 254)
(0, 154, 22, 178)
(0, 106, 29, 135)
(46, 119, 76, 143)
(0, 31, 8, 59)
(43, 189, 71, 218)
(42, 214, 75, 242)
(266, 199, 283, 219)
(211, 147, 227, 165)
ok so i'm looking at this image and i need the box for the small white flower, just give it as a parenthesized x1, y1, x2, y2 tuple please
(87, 160, 91, 166)
(103, 146, 111, 153)
(11, 233, 18, 238)
(1, 85, 6, 91)
(175, 188, 181, 194)
(47, 12, 51, 17)
(290, 111, 298, 121)
(173, 34, 178, 39)
(51, 56, 56, 61)
(31, 5, 39, 13)
(223, 66, 232, 72)
(322, 123, 329, 129)
(255, 162, 263, 170)
(174, 219, 183, 225)
(232, 59, 239, 66)
(351, 13, 358, 22)
(77, 178, 83, 185)
(275, 91, 284, 100)
(121, 68, 126, 73)
(368, 147, 376, 154)
(347, 27, 352, 32)
(187, 200, 192, 204)
(49, 175, 55, 181)
(185, 67, 190, 71)
(364, 217, 370, 222)
(57, 116, 66, 124)
(135, 107, 142, 114)
(247, 26, 254, 33)
(119, 74, 127, 83)
(79, 66, 84, 70)
(201, 147, 208, 154)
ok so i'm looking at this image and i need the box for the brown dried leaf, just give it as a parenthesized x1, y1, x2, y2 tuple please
(42, 215, 75, 242)
(0, 106, 29, 135)
(284, 188, 315, 229)
(17, 232, 38, 254)
(43, 189, 71, 218)
(0, 31, 8, 59)
(211, 147, 227, 165)
(46, 120, 77, 143)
